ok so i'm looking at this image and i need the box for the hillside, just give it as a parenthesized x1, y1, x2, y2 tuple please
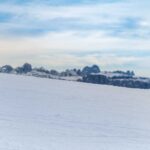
(0, 74, 150, 150)
(1, 63, 150, 89)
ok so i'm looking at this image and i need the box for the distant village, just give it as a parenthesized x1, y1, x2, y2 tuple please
(0, 63, 150, 89)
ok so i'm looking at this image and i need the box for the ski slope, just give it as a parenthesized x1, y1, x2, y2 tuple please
(0, 74, 150, 150)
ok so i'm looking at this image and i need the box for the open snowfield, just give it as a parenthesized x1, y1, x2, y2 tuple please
(0, 74, 150, 150)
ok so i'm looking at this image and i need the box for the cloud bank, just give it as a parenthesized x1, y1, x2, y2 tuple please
(0, 0, 150, 76)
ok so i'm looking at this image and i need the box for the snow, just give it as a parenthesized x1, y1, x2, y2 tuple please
(0, 74, 150, 150)
(91, 72, 133, 78)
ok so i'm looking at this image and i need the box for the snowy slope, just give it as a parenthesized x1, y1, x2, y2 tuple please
(0, 74, 150, 150)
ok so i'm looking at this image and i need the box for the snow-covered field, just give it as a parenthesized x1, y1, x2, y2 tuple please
(0, 74, 150, 150)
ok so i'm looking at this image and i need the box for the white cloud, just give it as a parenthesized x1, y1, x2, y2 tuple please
(0, 0, 150, 76)
(0, 30, 150, 54)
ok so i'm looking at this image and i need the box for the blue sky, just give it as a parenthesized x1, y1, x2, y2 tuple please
(0, 0, 150, 76)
